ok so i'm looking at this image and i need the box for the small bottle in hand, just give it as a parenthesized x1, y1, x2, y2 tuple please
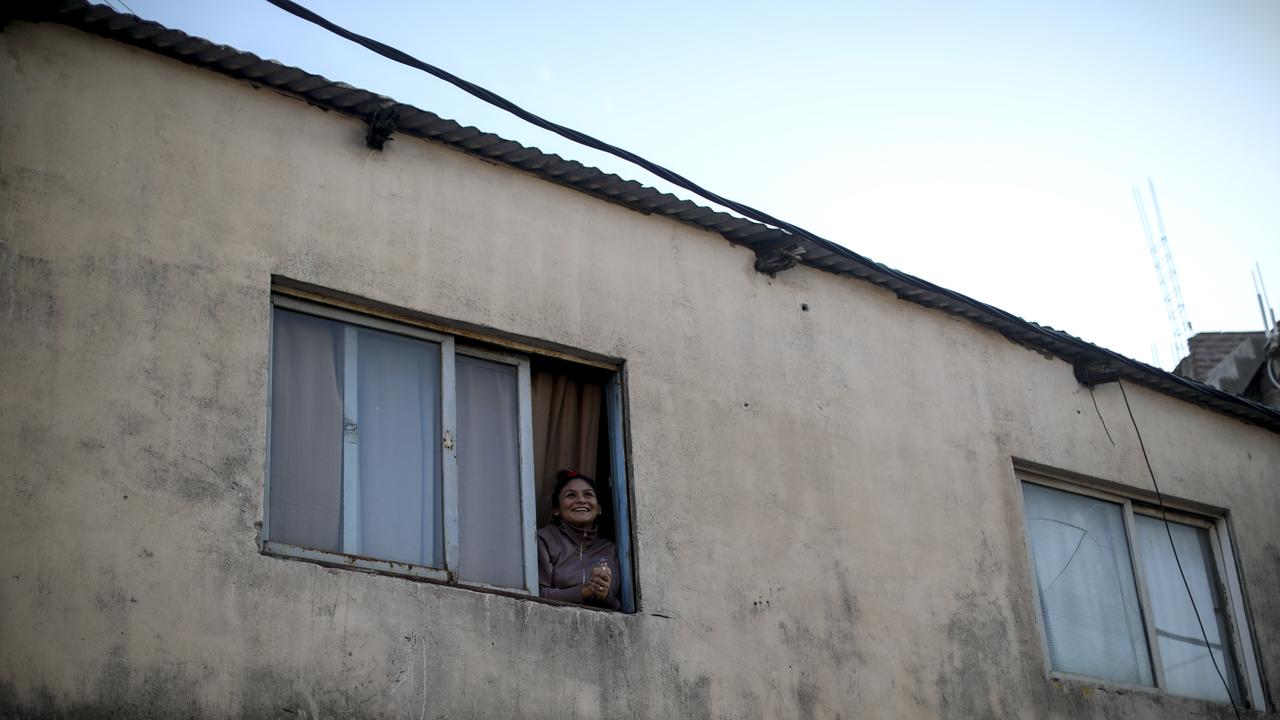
(587, 557, 611, 601)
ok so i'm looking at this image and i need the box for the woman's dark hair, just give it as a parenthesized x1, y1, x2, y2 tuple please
(549, 468, 598, 514)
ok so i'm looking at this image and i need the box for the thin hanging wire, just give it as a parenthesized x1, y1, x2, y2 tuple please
(1118, 381, 1240, 717)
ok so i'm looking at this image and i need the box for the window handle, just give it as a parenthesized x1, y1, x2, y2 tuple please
(442, 430, 455, 451)
(343, 417, 358, 438)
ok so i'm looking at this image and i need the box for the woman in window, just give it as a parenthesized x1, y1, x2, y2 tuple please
(537, 469, 621, 609)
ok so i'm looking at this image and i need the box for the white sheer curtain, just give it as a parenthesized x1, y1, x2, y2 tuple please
(1021, 483, 1154, 686)
(456, 355, 523, 589)
(356, 328, 442, 568)
(269, 309, 443, 568)
(269, 309, 344, 551)
(1134, 516, 1240, 703)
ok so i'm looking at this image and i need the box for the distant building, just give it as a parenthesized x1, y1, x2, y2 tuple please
(1176, 329, 1280, 409)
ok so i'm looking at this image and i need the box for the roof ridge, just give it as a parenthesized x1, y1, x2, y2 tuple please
(19, 0, 1280, 433)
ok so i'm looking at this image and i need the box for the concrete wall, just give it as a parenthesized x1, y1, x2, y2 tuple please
(2, 21, 1277, 719)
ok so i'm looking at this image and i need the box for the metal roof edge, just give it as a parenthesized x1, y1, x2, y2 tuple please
(18, 0, 1280, 434)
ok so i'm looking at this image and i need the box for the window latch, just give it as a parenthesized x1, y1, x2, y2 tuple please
(442, 430, 455, 451)
(343, 417, 358, 439)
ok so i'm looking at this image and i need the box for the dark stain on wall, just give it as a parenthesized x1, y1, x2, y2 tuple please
(795, 677, 819, 720)
(0, 652, 207, 720)
(674, 670, 713, 719)
(136, 443, 253, 514)
(0, 240, 59, 346)
(935, 589, 1015, 719)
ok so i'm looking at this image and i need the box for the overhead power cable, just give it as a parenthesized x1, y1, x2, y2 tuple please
(260, 0, 1040, 327)
(263, 0, 795, 234)
(259, 0, 1280, 440)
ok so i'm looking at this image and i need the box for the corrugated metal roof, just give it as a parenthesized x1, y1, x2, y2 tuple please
(18, 0, 1280, 433)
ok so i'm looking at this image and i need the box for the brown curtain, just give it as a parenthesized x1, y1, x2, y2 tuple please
(531, 371, 603, 527)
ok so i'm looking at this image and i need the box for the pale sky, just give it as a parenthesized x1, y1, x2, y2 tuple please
(111, 0, 1280, 369)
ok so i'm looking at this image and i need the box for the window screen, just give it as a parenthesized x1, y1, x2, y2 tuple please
(1134, 515, 1241, 704)
(1021, 482, 1154, 686)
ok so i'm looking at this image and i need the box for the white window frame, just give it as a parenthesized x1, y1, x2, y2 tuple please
(262, 295, 541, 594)
(1017, 472, 1267, 710)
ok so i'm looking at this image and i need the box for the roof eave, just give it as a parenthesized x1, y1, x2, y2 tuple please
(17, 0, 1280, 434)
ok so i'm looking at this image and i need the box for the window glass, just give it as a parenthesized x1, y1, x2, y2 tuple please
(456, 354, 524, 588)
(355, 327, 442, 567)
(265, 296, 634, 610)
(1021, 482, 1154, 686)
(269, 309, 345, 551)
(269, 307, 443, 567)
(1134, 515, 1241, 704)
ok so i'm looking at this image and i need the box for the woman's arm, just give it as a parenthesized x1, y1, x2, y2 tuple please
(537, 532, 590, 602)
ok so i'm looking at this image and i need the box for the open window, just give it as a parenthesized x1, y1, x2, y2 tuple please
(1018, 473, 1266, 710)
(263, 291, 635, 612)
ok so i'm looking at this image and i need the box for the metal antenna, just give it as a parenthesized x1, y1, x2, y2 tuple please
(1253, 267, 1269, 331)
(1256, 261, 1276, 328)
(1134, 180, 1192, 364)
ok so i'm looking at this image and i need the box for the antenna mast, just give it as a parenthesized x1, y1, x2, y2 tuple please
(1134, 179, 1192, 365)
(1254, 261, 1277, 329)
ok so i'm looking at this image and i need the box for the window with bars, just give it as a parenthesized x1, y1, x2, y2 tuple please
(1018, 474, 1265, 709)
(262, 293, 634, 610)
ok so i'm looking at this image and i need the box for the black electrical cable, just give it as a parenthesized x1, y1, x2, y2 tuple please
(1088, 386, 1115, 446)
(259, 0, 1028, 324)
(263, 0, 796, 234)
(1118, 380, 1241, 718)
(262, 0, 1280, 444)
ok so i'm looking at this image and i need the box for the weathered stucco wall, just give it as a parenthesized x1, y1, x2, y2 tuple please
(2, 21, 1277, 719)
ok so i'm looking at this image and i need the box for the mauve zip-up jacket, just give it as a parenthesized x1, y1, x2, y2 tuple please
(536, 522, 621, 610)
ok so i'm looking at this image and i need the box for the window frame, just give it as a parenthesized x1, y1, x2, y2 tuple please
(261, 291, 636, 611)
(1016, 470, 1267, 710)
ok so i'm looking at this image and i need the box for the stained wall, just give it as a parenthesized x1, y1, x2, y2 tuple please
(1, 21, 1277, 719)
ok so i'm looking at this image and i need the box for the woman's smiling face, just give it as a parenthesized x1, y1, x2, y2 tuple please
(554, 478, 599, 529)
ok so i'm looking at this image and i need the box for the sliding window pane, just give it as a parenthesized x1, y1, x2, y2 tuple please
(356, 328, 443, 568)
(269, 308, 345, 552)
(1134, 516, 1241, 704)
(1022, 483, 1154, 686)
(456, 355, 524, 589)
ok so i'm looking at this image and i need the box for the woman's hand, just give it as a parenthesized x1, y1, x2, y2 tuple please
(580, 564, 611, 601)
